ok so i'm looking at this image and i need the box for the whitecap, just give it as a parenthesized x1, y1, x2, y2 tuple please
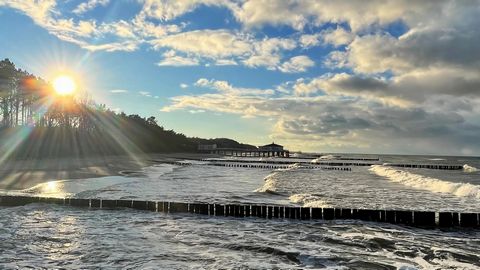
(370, 165, 480, 199)
(463, 164, 478, 173)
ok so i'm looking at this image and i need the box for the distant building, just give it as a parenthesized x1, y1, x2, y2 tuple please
(198, 144, 217, 151)
(259, 142, 284, 152)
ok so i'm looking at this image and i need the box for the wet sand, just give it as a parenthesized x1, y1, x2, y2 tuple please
(0, 153, 217, 190)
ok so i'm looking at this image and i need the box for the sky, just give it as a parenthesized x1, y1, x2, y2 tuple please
(0, 0, 479, 155)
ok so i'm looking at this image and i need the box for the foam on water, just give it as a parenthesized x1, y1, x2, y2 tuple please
(463, 164, 478, 172)
(288, 193, 332, 208)
(311, 155, 336, 163)
(254, 172, 279, 193)
(370, 165, 480, 199)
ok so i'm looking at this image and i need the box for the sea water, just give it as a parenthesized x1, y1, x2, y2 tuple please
(1, 154, 480, 269)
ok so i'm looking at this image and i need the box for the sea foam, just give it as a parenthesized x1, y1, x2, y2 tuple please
(289, 193, 331, 208)
(254, 172, 279, 193)
(463, 164, 478, 172)
(370, 165, 480, 199)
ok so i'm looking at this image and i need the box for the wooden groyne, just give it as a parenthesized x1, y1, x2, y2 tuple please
(199, 159, 463, 170)
(386, 163, 463, 170)
(1, 195, 478, 228)
(174, 162, 352, 171)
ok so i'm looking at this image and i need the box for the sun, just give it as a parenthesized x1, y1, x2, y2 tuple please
(53, 75, 76, 96)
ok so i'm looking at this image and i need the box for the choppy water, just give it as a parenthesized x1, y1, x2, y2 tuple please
(1, 154, 480, 269)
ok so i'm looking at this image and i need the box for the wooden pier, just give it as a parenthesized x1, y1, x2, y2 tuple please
(203, 148, 290, 157)
(1, 195, 478, 228)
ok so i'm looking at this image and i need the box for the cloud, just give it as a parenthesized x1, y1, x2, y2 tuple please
(157, 50, 200, 66)
(180, 83, 188, 89)
(151, 29, 252, 58)
(139, 91, 151, 97)
(194, 78, 275, 96)
(278, 55, 315, 73)
(110, 89, 128, 93)
(73, 0, 110, 15)
(345, 28, 480, 74)
(151, 31, 300, 71)
(138, 0, 233, 21)
(162, 77, 480, 154)
(215, 59, 237, 66)
(321, 27, 354, 47)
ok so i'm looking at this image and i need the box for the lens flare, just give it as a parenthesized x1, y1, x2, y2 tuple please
(53, 76, 76, 95)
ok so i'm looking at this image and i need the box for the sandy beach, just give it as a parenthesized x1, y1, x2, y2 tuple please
(0, 153, 217, 190)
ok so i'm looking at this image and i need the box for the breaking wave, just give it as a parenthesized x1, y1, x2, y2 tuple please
(370, 165, 480, 199)
(311, 155, 336, 163)
(274, 163, 303, 171)
(254, 172, 279, 193)
(289, 193, 332, 208)
(463, 164, 478, 173)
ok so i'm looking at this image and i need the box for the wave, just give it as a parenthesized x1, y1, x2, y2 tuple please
(254, 172, 279, 193)
(289, 193, 332, 208)
(463, 164, 478, 173)
(311, 155, 337, 163)
(428, 158, 445, 161)
(274, 163, 303, 171)
(370, 165, 480, 199)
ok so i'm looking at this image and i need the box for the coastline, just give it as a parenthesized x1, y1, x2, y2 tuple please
(0, 153, 218, 190)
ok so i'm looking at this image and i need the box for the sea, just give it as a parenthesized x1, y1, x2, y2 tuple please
(1, 154, 480, 269)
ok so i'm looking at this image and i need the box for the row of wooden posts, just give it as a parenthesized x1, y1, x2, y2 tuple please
(0, 195, 478, 228)
(200, 159, 464, 170)
(174, 162, 352, 171)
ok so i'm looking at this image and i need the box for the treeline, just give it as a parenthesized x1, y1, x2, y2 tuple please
(191, 138, 257, 149)
(0, 58, 200, 159)
(0, 58, 255, 159)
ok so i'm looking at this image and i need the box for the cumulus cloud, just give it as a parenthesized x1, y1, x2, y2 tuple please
(278, 55, 315, 73)
(151, 30, 251, 59)
(157, 50, 200, 66)
(162, 77, 480, 154)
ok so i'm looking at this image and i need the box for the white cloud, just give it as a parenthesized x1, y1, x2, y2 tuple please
(157, 56, 199, 66)
(73, 0, 110, 15)
(215, 59, 238, 66)
(299, 34, 321, 48)
(322, 27, 354, 47)
(139, 91, 151, 97)
(278, 55, 315, 73)
(180, 83, 188, 89)
(138, 0, 233, 21)
(110, 89, 128, 93)
(194, 78, 275, 96)
(157, 50, 200, 66)
(151, 30, 252, 58)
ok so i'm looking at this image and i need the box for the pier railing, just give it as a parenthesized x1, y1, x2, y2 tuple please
(1, 195, 478, 228)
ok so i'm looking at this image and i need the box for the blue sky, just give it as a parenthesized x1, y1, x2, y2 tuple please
(1, 0, 480, 155)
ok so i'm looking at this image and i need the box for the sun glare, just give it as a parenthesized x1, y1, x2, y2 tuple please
(53, 75, 76, 95)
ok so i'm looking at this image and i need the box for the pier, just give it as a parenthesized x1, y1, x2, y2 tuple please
(198, 142, 290, 157)
(201, 147, 290, 157)
(1, 195, 478, 228)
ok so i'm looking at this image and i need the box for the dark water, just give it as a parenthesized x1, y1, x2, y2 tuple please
(1, 154, 480, 269)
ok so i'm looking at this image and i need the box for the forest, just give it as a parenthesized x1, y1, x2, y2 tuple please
(0, 58, 251, 159)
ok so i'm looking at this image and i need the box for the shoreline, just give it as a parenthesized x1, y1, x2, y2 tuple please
(0, 153, 219, 191)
